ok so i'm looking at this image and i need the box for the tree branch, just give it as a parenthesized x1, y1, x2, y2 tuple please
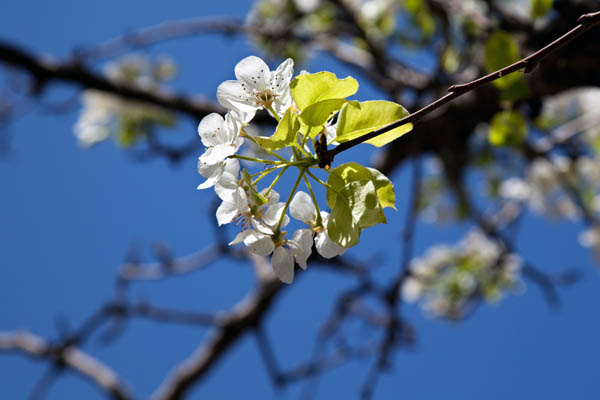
(327, 10, 600, 160)
(0, 41, 227, 121)
(0, 330, 132, 400)
(151, 261, 283, 400)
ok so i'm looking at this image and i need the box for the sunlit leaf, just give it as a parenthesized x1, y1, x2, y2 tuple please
(335, 100, 413, 147)
(488, 110, 527, 146)
(531, 0, 553, 20)
(485, 31, 521, 89)
(254, 109, 299, 150)
(326, 162, 395, 210)
(327, 180, 384, 248)
(290, 71, 358, 111)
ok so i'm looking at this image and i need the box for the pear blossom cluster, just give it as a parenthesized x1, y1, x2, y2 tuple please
(401, 230, 522, 319)
(74, 55, 176, 147)
(197, 56, 345, 284)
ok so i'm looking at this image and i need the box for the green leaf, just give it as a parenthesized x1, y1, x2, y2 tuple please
(499, 76, 530, 102)
(485, 31, 521, 89)
(326, 162, 395, 210)
(404, 0, 436, 39)
(335, 100, 413, 147)
(327, 180, 384, 248)
(488, 110, 527, 146)
(531, 0, 553, 19)
(254, 109, 300, 150)
(290, 71, 358, 111)
(300, 99, 347, 127)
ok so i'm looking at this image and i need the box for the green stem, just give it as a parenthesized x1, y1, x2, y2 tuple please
(243, 131, 287, 162)
(230, 154, 284, 165)
(303, 174, 322, 226)
(264, 166, 288, 196)
(252, 168, 276, 185)
(250, 166, 279, 178)
(295, 142, 311, 158)
(276, 168, 306, 232)
(307, 169, 339, 194)
(267, 106, 281, 123)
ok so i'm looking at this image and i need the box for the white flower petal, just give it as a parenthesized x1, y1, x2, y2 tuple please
(262, 202, 287, 227)
(235, 56, 270, 90)
(271, 58, 294, 95)
(260, 189, 280, 205)
(289, 229, 314, 269)
(197, 113, 226, 147)
(245, 232, 275, 256)
(217, 80, 259, 114)
(229, 230, 252, 245)
(315, 231, 346, 258)
(290, 191, 316, 223)
(401, 277, 424, 302)
(214, 172, 239, 201)
(216, 198, 242, 226)
(223, 158, 240, 176)
(199, 144, 237, 165)
(197, 160, 224, 189)
(272, 246, 294, 284)
(229, 230, 275, 256)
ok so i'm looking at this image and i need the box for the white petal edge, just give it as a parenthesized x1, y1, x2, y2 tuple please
(272, 246, 294, 284)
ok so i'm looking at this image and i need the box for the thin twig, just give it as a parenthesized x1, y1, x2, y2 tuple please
(329, 11, 600, 159)
(0, 330, 133, 400)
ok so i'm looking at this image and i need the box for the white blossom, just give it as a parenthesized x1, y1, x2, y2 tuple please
(217, 56, 294, 119)
(74, 55, 174, 147)
(289, 191, 346, 258)
(197, 111, 245, 166)
(401, 230, 523, 318)
(74, 91, 116, 147)
(229, 201, 311, 284)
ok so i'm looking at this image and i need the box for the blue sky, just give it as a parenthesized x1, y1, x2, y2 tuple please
(1, 1, 600, 399)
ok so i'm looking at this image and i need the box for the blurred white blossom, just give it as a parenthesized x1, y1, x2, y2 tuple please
(402, 230, 522, 319)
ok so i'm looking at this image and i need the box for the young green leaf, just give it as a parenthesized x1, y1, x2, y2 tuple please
(326, 162, 396, 210)
(485, 31, 521, 89)
(290, 71, 358, 111)
(531, 0, 553, 20)
(488, 110, 527, 146)
(335, 100, 413, 147)
(327, 180, 384, 248)
(300, 99, 347, 127)
(254, 109, 300, 150)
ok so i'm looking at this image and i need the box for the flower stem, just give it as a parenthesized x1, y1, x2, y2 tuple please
(264, 166, 288, 196)
(276, 168, 306, 233)
(267, 106, 281, 123)
(230, 154, 284, 165)
(307, 169, 339, 194)
(295, 142, 312, 158)
(303, 174, 322, 226)
(250, 166, 279, 178)
(252, 167, 278, 185)
(242, 131, 287, 162)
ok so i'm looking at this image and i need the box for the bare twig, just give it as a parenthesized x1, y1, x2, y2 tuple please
(151, 263, 283, 400)
(0, 41, 228, 121)
(0, 330, 132, 400)
(328, 11, 600, 159)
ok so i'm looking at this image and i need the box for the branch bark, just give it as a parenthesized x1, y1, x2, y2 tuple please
(0, 330, 132, 400)
(327, 10, 600, 160)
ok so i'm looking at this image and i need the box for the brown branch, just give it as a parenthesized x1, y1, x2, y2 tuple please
(0, 330, 132, 400)
(0, 41, 228, 121)
(151, 258, 284, 400)
(74, 17, 246, 61)
(106, 302, 216, 327)
(327, 10, 600, 160)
